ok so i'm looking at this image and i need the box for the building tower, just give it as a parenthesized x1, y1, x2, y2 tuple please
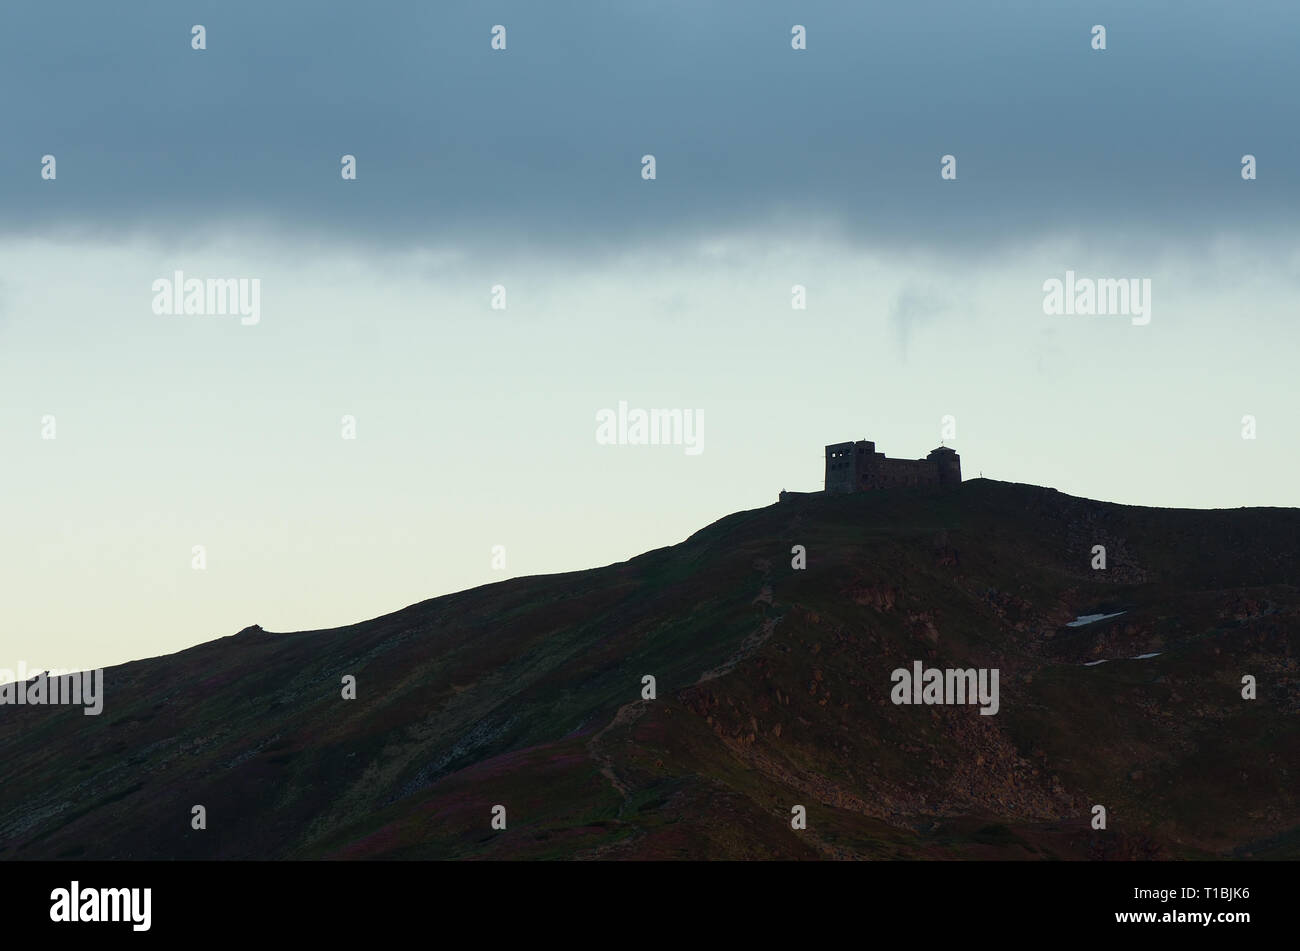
(927, 445, 962, 484)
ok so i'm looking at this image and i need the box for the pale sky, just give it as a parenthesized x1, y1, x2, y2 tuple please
(1, 1, 1296, 678)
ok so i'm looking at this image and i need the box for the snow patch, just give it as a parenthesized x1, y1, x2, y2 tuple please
(1066, 611, 1126, 627)
(1081, 651, 1163, 667)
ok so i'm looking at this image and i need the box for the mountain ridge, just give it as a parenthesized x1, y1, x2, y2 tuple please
(1, 479, 1296, 860)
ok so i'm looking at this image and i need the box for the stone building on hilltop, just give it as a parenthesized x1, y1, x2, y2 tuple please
(779, 439, 961, 502)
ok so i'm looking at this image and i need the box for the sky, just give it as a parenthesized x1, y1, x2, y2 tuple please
(1, 1, 1297, 677)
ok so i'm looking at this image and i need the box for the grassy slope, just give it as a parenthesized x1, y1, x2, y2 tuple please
(1, 480, 1296, 859)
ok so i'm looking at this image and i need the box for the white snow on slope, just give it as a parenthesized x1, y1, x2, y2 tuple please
(1067, 612, 1127, 627)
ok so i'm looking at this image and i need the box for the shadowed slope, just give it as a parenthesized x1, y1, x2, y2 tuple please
(1, 480, 1296, 859)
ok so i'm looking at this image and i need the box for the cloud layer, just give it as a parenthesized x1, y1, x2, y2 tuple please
(2, 1, 1296, 250)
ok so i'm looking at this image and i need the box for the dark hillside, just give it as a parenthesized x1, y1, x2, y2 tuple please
(2, 480, 1295, 859)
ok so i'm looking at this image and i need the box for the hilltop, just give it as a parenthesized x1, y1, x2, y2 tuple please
(1, 479, 1296, 859)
